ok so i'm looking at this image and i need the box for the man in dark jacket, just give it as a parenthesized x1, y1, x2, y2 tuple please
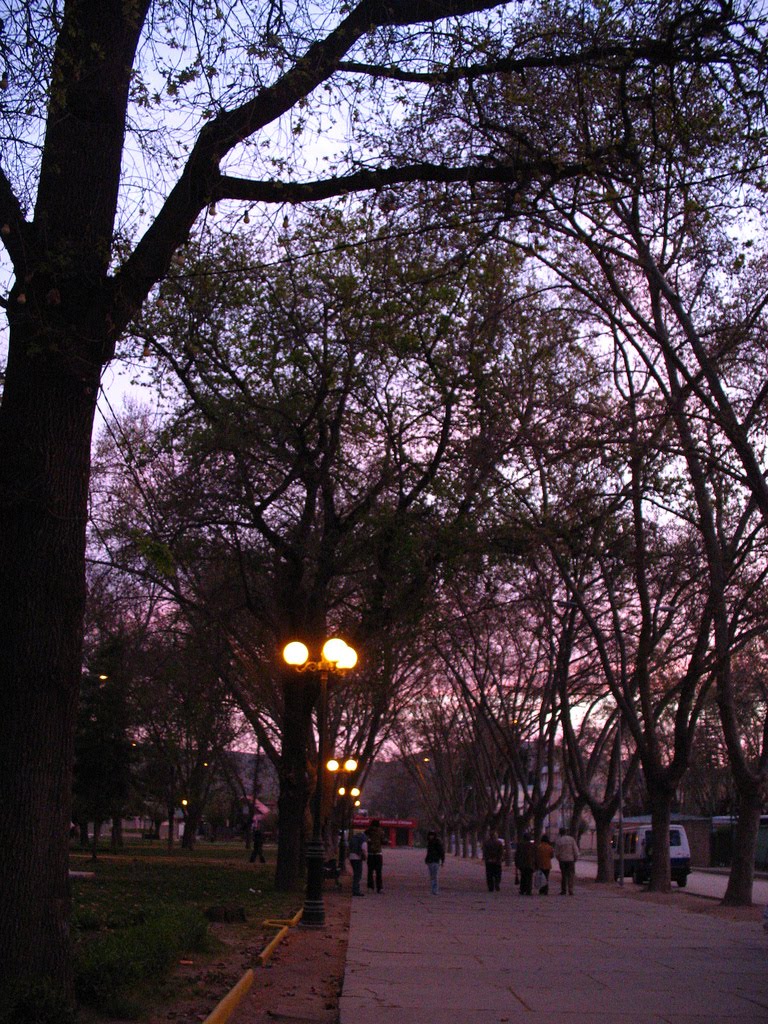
(366, 818, 386, 893)
(482, 829, 505, 891)
(514, 833, 536, 895)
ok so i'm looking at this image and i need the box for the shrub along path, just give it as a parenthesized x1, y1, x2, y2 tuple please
(69, 844, 350, 1024)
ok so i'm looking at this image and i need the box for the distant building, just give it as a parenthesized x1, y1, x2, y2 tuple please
(352, 814, 418, 847)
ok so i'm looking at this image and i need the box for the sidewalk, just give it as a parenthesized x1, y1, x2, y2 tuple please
(578, 855, 768, 904)
(339, 847, 768, 1023)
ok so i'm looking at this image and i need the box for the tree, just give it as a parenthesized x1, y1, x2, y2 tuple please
(0, 1, 554, 998)
(91, 213, 514, 888)
(426, 570, 565, 845)
(73, 658, 133, 858)
(514, 1, 768, 901)
(1, 0, 759, 1000)
(515, 51, 768, 900)
(428, 0, 768, 895)
(129, 623, 244, 850)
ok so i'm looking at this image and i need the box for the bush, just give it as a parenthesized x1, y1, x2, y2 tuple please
(75, 906, 210, 1016)
(0, 978, 76, 1024)
(71, 907, 101, 931)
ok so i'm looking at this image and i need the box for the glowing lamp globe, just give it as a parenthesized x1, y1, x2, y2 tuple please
(321, 637, 347, 664)
(283, 641, 309, 666)
(335, 644, 358, 670)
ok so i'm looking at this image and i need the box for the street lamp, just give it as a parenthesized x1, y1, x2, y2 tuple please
(617, 712, 625, 887)
(328, 757, 360, 870)
(283, 637, 358, 927)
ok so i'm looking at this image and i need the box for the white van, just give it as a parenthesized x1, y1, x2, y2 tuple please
(613, 822, 691, 887)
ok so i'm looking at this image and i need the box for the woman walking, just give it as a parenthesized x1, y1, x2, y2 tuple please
(534, 834, 554, 895)
(425, 830, 445, 895)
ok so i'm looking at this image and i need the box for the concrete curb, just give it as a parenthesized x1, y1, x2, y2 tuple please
(201, 969, 253, 1024)
(257, 907, 303, 965)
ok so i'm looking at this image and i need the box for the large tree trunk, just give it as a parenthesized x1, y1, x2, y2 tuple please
(722, 787, 762, 906)
(275, 766, 308, 891)
(167, 802, 176, 850)
(181, 813, 199, 850)
(0, 336, 99, 1002)
(0, 3, 149, 1004)
(648, 785, 672, 892)
(274, 675, 312, 891)
(593, 809, 615, 883)
(503, 816, 514, 867)
(91, 820, 102, 862)
(111, 817, 123, 852)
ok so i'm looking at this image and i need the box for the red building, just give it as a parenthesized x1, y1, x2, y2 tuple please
(352, 815, 418, 847)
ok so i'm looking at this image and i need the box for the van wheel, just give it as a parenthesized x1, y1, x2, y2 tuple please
(677, 876, 687, 888)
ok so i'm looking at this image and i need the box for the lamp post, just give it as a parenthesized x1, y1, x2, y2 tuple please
(283, 637, 358, 928)
(617, 712, 625, 887)
(328, 757, 359, 871)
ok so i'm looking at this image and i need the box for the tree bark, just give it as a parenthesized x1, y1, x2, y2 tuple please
(722, 787, 762, 906)
(0, 332, 100, 1000)
(648, 785, 672, 892)
(91, 821, 102, 862)
(166, 801, 176, 850)
(593, 809, 616, 883)
(181, 813, 199, 849)
(110, 817, 123, 852)
(274, 674, 313, 891)
(0, 3, 149, 1001)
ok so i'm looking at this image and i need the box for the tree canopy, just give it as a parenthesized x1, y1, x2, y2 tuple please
(1, 0, 767, 1011)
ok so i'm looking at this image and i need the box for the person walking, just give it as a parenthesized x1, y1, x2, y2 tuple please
(366, 818, 386, 893)
(424, 830, 445, 895)
(348, 827, 368, 896)
(482, 828, 505, 892)
(249, 818, 266, 864)
(515, 833, 536, 895)
(554, 827, 580, 895)
(534, 833, 554, 895)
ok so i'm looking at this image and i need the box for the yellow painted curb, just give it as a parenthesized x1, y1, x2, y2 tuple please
(262, 908, 303, 928)
(258, 907, 303, 965)
(258, 924, 289, 965)
(201, 968, 254, 1024)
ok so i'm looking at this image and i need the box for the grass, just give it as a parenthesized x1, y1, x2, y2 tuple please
(67, 840, 300, 1021)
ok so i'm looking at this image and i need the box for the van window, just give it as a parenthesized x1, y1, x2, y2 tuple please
(670, 830, 681, 847)
(624, 832, 637, 854)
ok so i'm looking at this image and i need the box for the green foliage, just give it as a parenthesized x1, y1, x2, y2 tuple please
(74, 906, 209, 1016)
(129, 530, 176, 576)
(0, 979, 76, 1024)
(74, 663, 133, 834)
(69, 845, 297, 1018)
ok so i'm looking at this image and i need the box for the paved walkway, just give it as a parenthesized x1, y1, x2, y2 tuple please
(339, 848, 768, 1023)
(575, 855, 768, 903)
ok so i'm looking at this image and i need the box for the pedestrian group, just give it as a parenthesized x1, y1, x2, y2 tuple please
(251, 816, 579, 899)
(352, 824, 579, 897)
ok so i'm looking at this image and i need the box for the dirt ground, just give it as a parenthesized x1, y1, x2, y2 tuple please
(231, 887, 350, 1024)
(625, 884, 764, 923)
(128, 885, 351, 1024)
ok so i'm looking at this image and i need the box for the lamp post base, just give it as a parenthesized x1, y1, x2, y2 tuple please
(301, 838, 326, 928)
